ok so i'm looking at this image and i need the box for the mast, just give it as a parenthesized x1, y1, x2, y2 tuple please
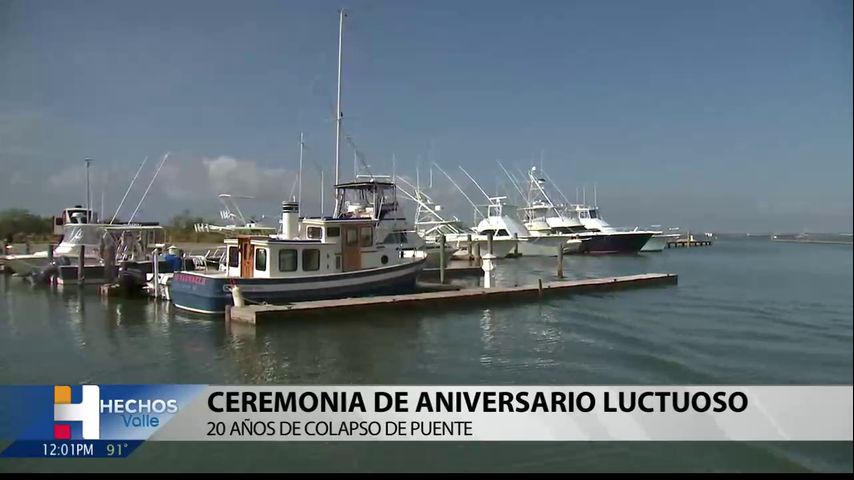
(298, 132, 304, 213)
(84, 158, 92, 213)
(334, 9, 346, 185)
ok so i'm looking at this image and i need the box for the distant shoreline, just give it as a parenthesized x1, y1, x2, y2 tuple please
(771, 239, 853, 246)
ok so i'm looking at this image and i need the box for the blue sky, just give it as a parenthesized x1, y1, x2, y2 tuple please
(1, 0, 851, 232)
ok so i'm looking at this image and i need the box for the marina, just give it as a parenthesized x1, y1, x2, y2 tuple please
(0, 0, 850, 474)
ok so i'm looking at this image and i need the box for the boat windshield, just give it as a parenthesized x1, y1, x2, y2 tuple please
(589, 209, 598, 219)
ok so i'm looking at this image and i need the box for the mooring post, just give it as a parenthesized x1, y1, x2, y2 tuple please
(439, 234, 446, 285)
(103, 243, 115, 284)
(25, 240, 31, 255)
(474, 241, 481, 262)
(467, 234, 473, 264)
(538, 278, 543, 297)
(152, 248, 160, 299)
(47, 243, 54, 264)
(513, 232, 519, 256)
(77, 245, 85, 285)
(487, 231, 494, 256)
(557, 243, 565, 279)
(481, 252, 495, 288)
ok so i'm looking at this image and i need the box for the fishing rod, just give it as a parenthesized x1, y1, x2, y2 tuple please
(432, 162, 484, 222)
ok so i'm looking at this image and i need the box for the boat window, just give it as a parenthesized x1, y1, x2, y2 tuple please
(302, 249, 320, 271)
(278, 249, 298, 272)
(497, 229, 509, 237)
(307, 226, 323, 239)
(382, 232, 408, 244)
(346, 228, 359, 246)
(254, 248, 267, 271)
(359, 226, 373, 247)
(228, 246, 239, 268)
(589, 210, 598, 219)
(580, 211, 589, 219)
(326, 227, 340, 237)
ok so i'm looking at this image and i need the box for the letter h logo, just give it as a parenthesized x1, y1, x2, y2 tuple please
(53, 385, 100, 440)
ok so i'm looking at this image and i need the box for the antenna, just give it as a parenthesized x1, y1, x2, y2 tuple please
(129, 152, 170, 223)
(334, 9, 346, 185)
(392, 153, 396, 185)
(110, 156, 148, 224)
(583, 185, 586, 205)
(458, 165, 491, 202)
(594, 182, 598, 208)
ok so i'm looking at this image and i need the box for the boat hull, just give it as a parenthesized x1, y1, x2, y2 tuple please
(576, 232, 655, 254)
(170, 258, 427, 315)
(517, 236, 575, 256)
(449, 238, 517, 259)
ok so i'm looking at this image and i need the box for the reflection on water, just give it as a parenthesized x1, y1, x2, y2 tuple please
(0, 239, 852, 471)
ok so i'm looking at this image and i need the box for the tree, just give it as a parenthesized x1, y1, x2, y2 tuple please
(0, 209, 53, 242)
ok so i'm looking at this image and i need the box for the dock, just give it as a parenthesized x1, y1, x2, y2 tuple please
(228, 273, 678, 325)
(667, 239, 712, 248)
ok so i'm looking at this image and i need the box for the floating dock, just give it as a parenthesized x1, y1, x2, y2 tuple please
(227, 273, 678, 325)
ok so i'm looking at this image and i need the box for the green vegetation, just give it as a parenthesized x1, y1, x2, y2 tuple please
(164, 209, 226, 243)
(0, 209, 54, 242)
(0, 208, 225, 244)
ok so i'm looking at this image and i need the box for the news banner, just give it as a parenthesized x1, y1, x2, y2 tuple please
(1, 385, 851, 458)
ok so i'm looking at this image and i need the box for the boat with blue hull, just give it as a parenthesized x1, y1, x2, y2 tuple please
(170, 181, 429, 315)
(170, 255, 425, 314)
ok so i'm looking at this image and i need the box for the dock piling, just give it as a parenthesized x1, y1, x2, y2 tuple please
(152, 248, 160, 299)
(77, 245, 85, 285)
(487, 231, 494, 256)
(513, 233, 519, 256)
(467, 234, 473, 264)
(439, 234, 446, 285)
(557, 243, 565, 279)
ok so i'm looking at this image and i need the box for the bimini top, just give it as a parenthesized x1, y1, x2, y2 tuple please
(334, 180, 395, 189)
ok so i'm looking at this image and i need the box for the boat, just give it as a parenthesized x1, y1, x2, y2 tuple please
(395, 176, 502, 261)
(2, 206, 165, 276)
(193, 194, 278, 236)
(169, 11, 427, 315)
(640, 227, 681, 252)
(169, 185, 428, 314)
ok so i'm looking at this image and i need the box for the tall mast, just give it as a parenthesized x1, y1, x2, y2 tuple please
(298, 132, 304, 213)
(334, 9, 346, 185)
(84, 158, 92, 213)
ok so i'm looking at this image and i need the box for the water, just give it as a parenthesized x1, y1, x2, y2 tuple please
(1, 239, 851, 472)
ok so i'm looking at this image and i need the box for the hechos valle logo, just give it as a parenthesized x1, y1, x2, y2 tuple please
(53, 385, 101, 440)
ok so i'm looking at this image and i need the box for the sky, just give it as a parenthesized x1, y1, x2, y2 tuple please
(0, 0, 851, 233)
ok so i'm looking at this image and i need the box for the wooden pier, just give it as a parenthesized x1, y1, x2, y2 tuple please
(667, 239, 712, 248)
(227, 273, 678, 325)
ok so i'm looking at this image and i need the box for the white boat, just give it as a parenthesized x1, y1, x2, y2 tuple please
(193, 194, 278, 236)
(3, 206, 165, 275)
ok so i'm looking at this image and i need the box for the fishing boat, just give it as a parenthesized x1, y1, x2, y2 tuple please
(2, 206, 165, 276)
(562, 204, 657, 254)
(169, 185, 427, 314)
(193, 194, 278, 236)
(640, 227, 681, 252)
(396, 176, 497, 261)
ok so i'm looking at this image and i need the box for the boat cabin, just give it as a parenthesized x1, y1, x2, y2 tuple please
(53, 206, 96, 235)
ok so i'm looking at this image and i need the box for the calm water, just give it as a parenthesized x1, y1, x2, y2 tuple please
(1, 239, 851, 472)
